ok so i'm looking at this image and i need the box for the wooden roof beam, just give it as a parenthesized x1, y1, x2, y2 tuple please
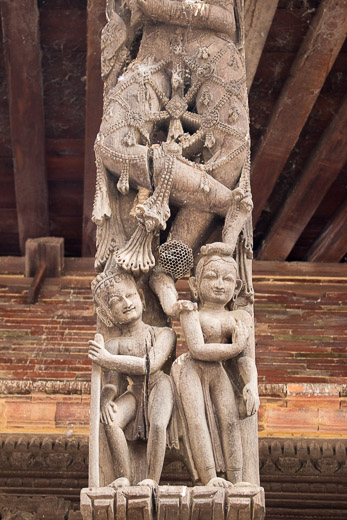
(306, 199, 347, 263)
(251, 0, 347, 225)
(257, 95, 347, 261)
(244, 0, 279, 91)
(82, 0, 105, 257)
(1, 0, 49, 254)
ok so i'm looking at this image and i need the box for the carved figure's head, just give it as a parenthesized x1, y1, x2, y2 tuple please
(189, 242, 242, 307)
(91, 267, 144, 327)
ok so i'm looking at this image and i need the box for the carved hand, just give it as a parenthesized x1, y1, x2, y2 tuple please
(88, 339, 113, 368)
(243, 383, 260, 416)
(171, 299, 198, 317)
(100, 399, 118, 425)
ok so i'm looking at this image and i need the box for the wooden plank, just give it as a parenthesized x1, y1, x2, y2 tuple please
(257, 96, 347, 261)
(306, 199, 347, 263)
(82, 0, 106, 256)
(1, 255, 347, 279)
(251, 0, 347, 224)
(244, 0, 279, 91)
(0, 0, 49, 253)
(0, 256, 25, 275)
(253, 260, 347, 280)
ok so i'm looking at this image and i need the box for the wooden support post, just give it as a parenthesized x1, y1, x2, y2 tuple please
(25, 237, 64, 278)
(257, 96, 347, 261)
(244, 0, 279, 91)
(82, 0, 106, 257)
(251, 0, 347, 224)
(306, 199, 347, 263)
(27, 263, 47, 305)
(0, 0, 49, 253)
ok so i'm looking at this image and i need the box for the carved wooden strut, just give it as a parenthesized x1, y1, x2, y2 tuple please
(81, 0, 265, 518)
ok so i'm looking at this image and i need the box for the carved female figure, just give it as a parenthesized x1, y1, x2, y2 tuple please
(171, 242, 260, 486)
(88, 268, 176, 486)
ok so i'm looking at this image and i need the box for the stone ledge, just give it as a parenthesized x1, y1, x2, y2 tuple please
(80, 485, 265, 520)
(1, 380, 345, 398)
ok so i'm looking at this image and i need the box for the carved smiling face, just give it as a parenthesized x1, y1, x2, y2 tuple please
(107, 279, 143, 325)
(198, 259, 237, 306)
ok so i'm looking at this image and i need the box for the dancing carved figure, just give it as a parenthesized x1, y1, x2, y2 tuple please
(171, 242, 260, 486)
(88, 267, 176, 486)
(93, 0, 252, 275)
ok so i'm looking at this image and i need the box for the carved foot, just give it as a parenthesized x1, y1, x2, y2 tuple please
(109, 477, 131, 489)
(136, 152, 175, 233)
(137, 479, 158, 488)
(206, 477, 234, 488)
(115, 226, 155, 274)
(136, 200, 170, 233)
(235, 481, 255, 487)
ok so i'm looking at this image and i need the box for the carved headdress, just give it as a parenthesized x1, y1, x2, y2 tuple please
(195, 242, 239, 281)
(91, 263, 136, 327)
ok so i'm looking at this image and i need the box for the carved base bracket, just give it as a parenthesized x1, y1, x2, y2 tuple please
(80, 484, 265, 520)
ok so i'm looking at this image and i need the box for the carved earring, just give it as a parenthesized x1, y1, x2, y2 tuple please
(188, 277, 199, 301)
(232, 279, 243, 301)
(96, 307, 113, 328)
(138, 289, 146, 312)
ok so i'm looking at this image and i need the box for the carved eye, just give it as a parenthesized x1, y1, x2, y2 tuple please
(204, 271, 217, 279)
(224, 275, 235, 282)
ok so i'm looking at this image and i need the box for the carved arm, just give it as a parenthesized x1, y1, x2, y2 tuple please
(148, 327, 176, 374)
(237, 356, 260, 415)
(149, 270, 179, 318)
(137, 0, 236, 39)
(89, 338, 146, 375)
(179, 303, 245, 361)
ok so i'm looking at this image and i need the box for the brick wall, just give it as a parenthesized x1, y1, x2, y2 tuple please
(0, 259, 346, 438)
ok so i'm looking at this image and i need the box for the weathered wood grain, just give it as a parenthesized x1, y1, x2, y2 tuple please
(1, 0, 49, 252)
(306, 199, 347, 262)
(251, 0, 347, 224)
(244, 0, 279, 90)
(257, 96, 347, 261)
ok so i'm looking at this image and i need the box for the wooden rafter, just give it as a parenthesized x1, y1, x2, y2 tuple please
(257, 95, 347, 261)
(82, 0, 105, 257)
(244, 0, 279, 91)
(306, 199, 347, 263)
(251, 0, 347, 225)
(0, 0, 49, 253)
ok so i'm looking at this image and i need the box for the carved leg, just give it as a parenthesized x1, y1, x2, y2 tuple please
(104, 393, 137, 483)
(211, 371, 243, 484)
(176, 362, 217, 485)
(146, 375, 174, 483)
(116, 148, 236, 273)
(168, 207, 215, 252)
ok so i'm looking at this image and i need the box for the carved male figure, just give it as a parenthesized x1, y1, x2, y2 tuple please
(88, 268, 176, 486)
(171, 242, 260, 486)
